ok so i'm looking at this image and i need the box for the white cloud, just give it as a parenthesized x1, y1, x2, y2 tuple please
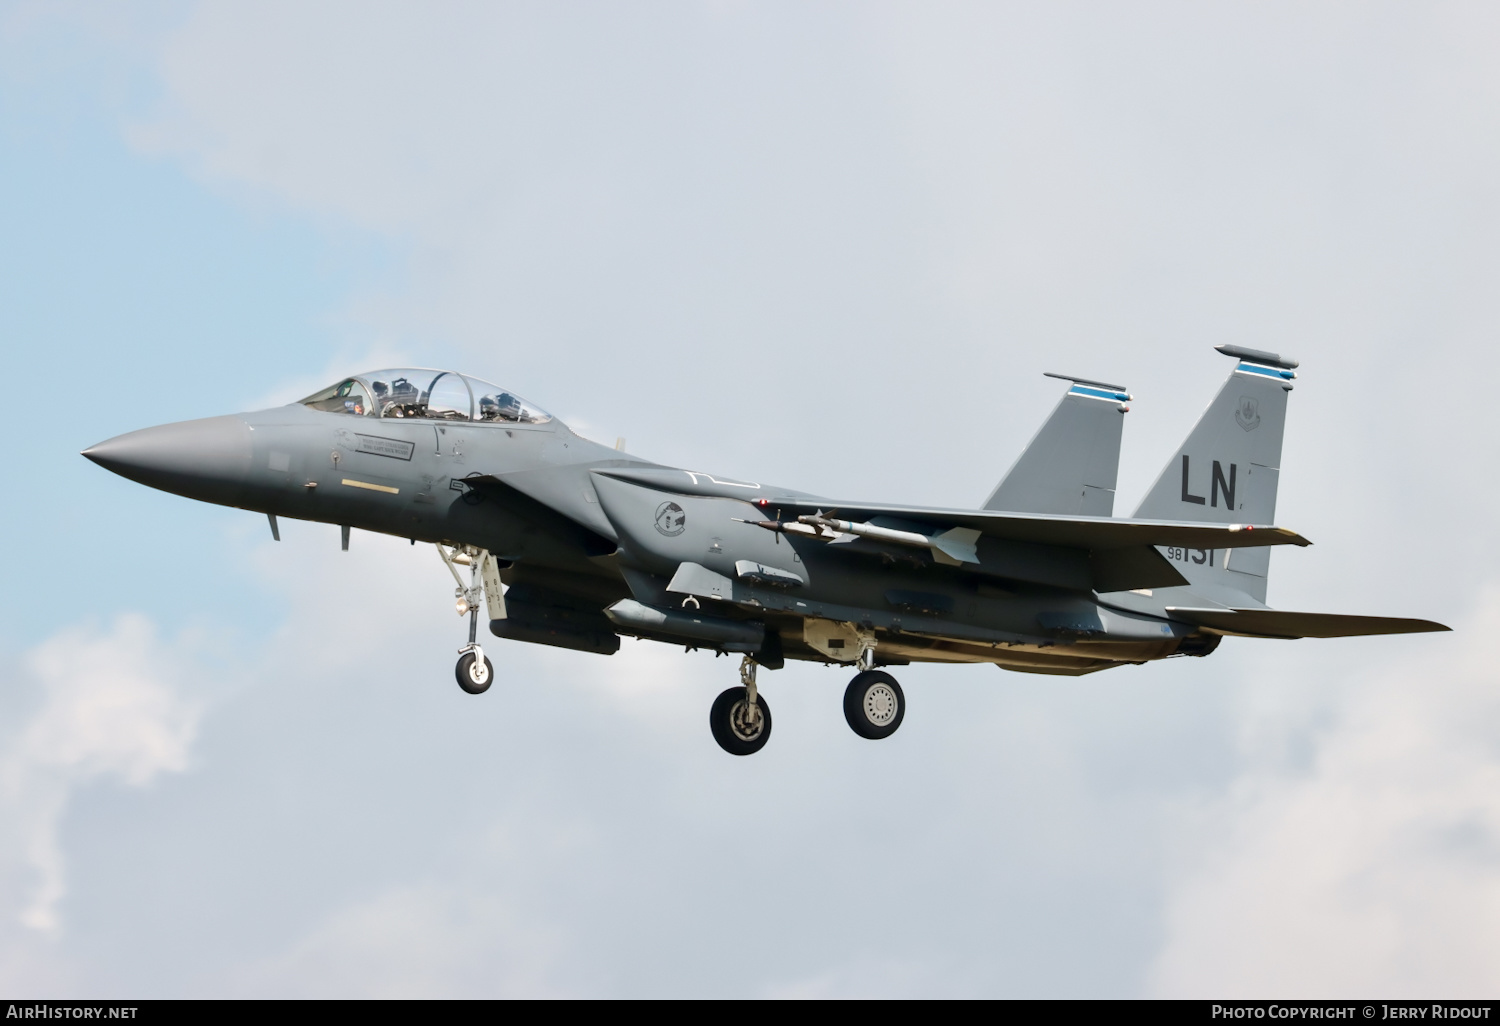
(1150, 596, 1500, 996)
(127, 1, 522, 235)
(229, 883, 565, 998)
(0, 615, 200, 934)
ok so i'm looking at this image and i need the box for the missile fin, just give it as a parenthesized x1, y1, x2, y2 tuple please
(930, 526, 981, 565)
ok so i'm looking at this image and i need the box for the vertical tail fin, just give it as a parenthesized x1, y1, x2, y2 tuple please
(984, 374, 1130, 516)
(1131, 346, 1298, 603)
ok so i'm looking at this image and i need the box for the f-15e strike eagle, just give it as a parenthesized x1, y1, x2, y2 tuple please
(84, 345, 1447, 755)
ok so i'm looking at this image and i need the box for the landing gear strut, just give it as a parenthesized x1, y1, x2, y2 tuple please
(709, 656, 773, 756)
(439, 543, 502, 695)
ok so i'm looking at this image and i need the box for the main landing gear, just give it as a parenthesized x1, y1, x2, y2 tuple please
(842, 640, 905, 740)
(710, 657, 773, 756)
(708, 647, 906, 756)
(438, 543, 502, 695)
(843, 670, 905, 740)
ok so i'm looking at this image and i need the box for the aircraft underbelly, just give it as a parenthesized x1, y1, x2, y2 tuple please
(826, 630, 1175, 667)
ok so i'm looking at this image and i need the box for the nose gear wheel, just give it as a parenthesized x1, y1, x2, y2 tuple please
(456, 650, 493, 694)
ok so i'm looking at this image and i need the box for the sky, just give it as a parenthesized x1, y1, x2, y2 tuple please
(0, 0, 1497, 997)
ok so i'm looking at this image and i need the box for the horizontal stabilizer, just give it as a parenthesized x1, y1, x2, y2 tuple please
(1165, 607, 1450, 639)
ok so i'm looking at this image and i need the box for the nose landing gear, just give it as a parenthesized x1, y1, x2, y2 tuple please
(710, 656, 773, 756)
(438, 543, 505, 695)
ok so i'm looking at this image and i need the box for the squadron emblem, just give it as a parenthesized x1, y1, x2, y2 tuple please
(1235, 395, 1261, 432)
(654, 501, 687, 537)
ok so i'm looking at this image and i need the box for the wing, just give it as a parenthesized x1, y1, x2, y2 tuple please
(590, 466, 1309, 593)
(589, 467, 1310, 551)
(760, 496, 1311, 552)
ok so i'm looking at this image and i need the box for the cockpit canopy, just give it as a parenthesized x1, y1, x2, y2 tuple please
(299, 369, 552, 425)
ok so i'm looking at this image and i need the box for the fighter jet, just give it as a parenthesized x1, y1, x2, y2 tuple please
(83, 345, 1447, 755)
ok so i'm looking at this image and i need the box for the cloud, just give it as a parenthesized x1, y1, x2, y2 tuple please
(228, 883, 565, 998)
(1150, 596, 1500, 996)
(0, 615, 201, 934)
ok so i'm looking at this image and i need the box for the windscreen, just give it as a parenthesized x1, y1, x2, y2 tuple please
(299, 378, 372, 416)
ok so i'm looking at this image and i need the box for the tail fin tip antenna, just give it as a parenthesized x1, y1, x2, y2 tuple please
(1214, 344, 1299, 370)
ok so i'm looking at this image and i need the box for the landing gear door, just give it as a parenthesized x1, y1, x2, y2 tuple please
(481, 552, 507, 620)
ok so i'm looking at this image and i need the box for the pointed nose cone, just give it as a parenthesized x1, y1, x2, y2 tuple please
(84, 415, 253, 505)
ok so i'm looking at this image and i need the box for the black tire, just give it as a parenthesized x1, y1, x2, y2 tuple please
(843, 671, 904, 739)
(709, 686, 772, 756)
(456, 652, 494, 694)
